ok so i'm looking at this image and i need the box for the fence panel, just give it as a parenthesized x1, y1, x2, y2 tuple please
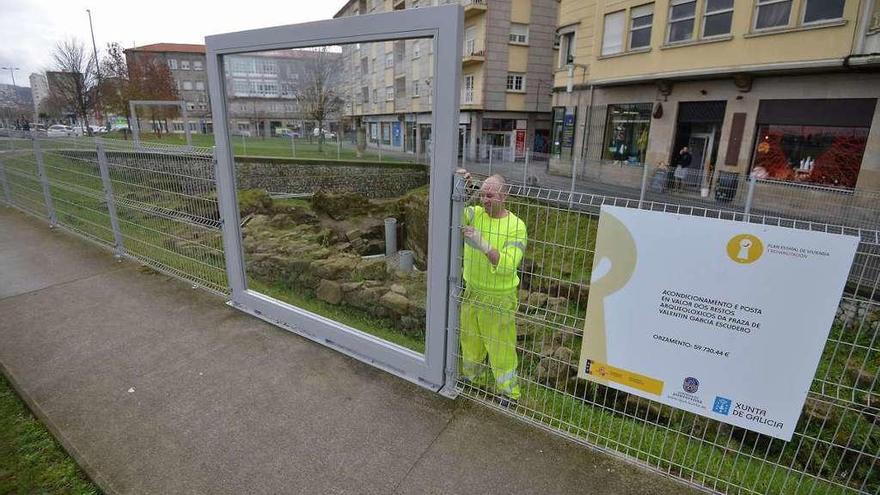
(1, 134, 227, 295)
(1, 132, 48, 220)
(451, 173, 879, 495)
(101, 139, 227, 294)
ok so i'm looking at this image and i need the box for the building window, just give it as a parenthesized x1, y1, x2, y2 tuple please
(465, 26, 477, 55)
(181, 60, 190, 70)
(256, 82, 278, 97)
(751, 99, 875, 189)
(167, 58, 178, 70)
(412, 80, 420, 97)
(233, 80, 249, 96)
(509, 23, 529, 44)
(230, 58, 251, 73)
(373, 88, 378, 103)
(752, 125, 868, 188)
(182, 81, 193, 91)
(361, 57, 369, 73)
(703, 0, 734, 37)
(803, 0, 845, 24)
(195, 81, 205, 91)
(413, 40, 421, 58)
(462, 75, 474, 103)
(256, 60, 277, 74)
(667, 0, 696, 43)
(602, 103, 652, 165)
(506, 73, 525, 92)
(754, 0, 792, 30)
(385, 86, 394, 101)
(381, 123, 391, 144)
(361, 86, 369, 104)
(193, 60, 203, 71)
(602, 11, 626, 55)
(629, 4, 654, 50)
(187, 102, 195, 111)
(198, 103, 207, 111)
(559, 31, 576, 66)
(385, 52, 394, 68)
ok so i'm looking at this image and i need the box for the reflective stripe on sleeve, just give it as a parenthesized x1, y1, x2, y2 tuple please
(502, 240, 526, 252)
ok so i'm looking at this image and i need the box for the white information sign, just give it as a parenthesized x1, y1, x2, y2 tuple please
(577, 206, 859, 440)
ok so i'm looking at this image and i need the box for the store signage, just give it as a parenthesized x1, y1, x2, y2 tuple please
(578, 206, 858, 440)
(515, 129, 526, 159)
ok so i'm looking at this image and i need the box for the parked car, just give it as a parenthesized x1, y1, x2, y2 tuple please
(89, 124, 107, 134)
(312, 128, 336, 139)
(46, 124, 75, 137)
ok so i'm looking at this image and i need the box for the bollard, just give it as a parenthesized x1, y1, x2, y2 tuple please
(384, 217, 398, 257)
(398, 250, 414, 272)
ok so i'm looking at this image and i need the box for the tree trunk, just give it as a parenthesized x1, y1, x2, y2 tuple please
(356, 120, 366, 158)
(317, 118, 324, 153)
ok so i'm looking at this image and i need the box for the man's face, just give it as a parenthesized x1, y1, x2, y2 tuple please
(480, 180, 506, 213)
(681, 147, 689, 154)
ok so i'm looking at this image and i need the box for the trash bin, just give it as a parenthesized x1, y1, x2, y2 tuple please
(715, 172, 739, 203)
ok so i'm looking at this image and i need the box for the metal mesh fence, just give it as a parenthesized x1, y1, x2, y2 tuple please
(450, 173, 879, 495)
(3, 128, 879, 494)
(0, 132, 227, 295)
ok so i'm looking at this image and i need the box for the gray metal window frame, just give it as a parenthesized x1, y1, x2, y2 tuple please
(205, 5, 463, 392)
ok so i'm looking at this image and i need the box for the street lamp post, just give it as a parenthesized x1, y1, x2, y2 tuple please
(1, 66, 20, 87)
(87, 9, 102, 124)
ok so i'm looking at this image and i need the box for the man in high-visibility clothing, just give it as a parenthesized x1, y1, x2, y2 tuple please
(456, 169, 527, 407)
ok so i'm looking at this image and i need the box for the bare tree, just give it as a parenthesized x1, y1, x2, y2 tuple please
(296, 48, 344, 153)
(99, 43, 179, 138)
(50, 38, 98, 134)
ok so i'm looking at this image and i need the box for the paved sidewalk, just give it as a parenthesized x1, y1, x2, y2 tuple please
(0, 208, 698, 494)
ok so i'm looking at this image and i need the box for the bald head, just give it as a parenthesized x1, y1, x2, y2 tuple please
(480, 174, 509, 217)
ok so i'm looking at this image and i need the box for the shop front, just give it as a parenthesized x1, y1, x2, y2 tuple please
(602, 103, 652, 166)
(750, 99, 876, 190)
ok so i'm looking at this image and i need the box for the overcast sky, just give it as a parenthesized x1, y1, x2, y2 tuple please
(0, 0, 345, 87)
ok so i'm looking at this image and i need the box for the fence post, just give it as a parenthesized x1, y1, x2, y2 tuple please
(488, 146, 493, 175)
(31, 133, 56, 227)
(441, 172, 467, 398)
(290, 135, 296, 157)
(337, 131, 341, 160)
(638, 163, 650, 209)
(0, 157, 12, 206)
(568, 155, 578, 208)
(523, 149, 530, 186)
(242, 135, 247, 155)
(743, 173, 756, 222)
(96, 139, 125, 258)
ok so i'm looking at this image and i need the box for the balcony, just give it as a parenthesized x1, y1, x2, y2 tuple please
(462, 50, 485, 66)
(462, 0, 486, 18)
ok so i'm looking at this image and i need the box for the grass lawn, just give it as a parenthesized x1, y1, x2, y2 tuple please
(0, 374, 101, 494)
(101, 132, 412, 163)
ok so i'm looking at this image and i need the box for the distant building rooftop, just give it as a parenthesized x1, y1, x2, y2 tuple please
(127, 43, 206, 54)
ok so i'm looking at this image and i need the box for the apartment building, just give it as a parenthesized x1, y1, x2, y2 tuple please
(551, 0, 880, 191)
(334, 0, 558, 159)
(125, 43, 211, 133)
(124, 44, 336, 137)
(224, 50, 340, 138)
(29, 73, 49, 122)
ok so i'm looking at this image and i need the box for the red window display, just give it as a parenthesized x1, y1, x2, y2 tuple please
(751, 125, 869, 189)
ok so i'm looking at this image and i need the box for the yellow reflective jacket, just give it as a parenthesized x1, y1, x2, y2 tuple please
(462, 206, 527, 292)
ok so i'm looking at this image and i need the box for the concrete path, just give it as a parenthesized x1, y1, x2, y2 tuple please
(0, 207, 699, 495)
